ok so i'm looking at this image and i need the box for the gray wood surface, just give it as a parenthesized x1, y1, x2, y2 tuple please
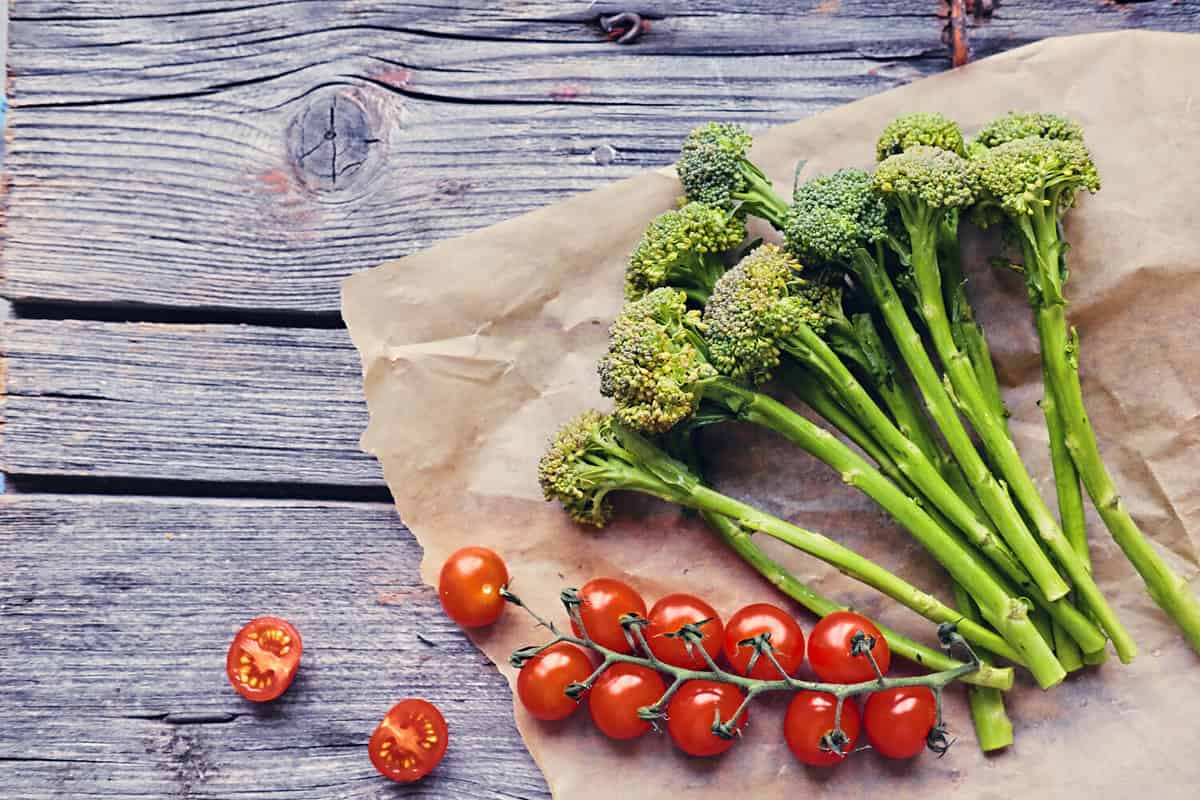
(4, 2, 1200, 798)
(0, 494, 546, 799)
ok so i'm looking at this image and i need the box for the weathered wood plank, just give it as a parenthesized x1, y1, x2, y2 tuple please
(0, 493, 550, 799)
(1, 318, 379, 485)
(7, 1, 1193, 312)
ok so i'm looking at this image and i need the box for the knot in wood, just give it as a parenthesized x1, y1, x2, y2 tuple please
(287, 89, 382, 193)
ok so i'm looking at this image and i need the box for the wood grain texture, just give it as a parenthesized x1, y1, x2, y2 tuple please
(2, 318, 380, 485)
(5, 1, 1195, 313)
(0, 493, 550, 800)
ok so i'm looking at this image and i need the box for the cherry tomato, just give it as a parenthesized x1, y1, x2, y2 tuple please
(722, 602, 806, 680)
(571, 578, 647, 654)
(439, 546, 509, 628)
(784, 691, 862, 767)
(807, 611, 891, 684)
(588, 663, 666, 740)
(864, 686, 937, 759)
(666, 680, 748, 757)
(646, 594, 724, 669)
(225, 616, 302, 702)
(368, 699, 449, 783)
(517, 642, 593, 721)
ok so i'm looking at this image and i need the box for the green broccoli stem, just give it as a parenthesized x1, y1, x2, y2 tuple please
(701, 379, 1066, 687)
(938, 220, 1009, 424)
(1028, 269, 1200, 654)
(701, 510, 1013, 690)
(951, 583, 1014, 752)
(733, 162, 790, 229)
(1040, 348, 1103, 667)
(901, 218, 1135, 662)
(849, 245, 1072, 604)
(779, 324, 1104, 654)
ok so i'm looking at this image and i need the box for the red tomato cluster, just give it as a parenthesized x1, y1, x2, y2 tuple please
(222, 546, 934, 787)
(433, 549, 933, 768)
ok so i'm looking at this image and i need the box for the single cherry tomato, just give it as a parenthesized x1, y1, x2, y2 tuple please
(368, 699, 449, 783)
(722, 602, 806, 680)
(439, 546, 509, 628)
(646, 593, 724, 669)
(864, 686, 937, 759)
(571, 578, 647, 654)
(666, 680, 748, 757)
(225, 616, 302, 702)
(517, 642, 593, 721)
(588, 663, 666, 740)
(784, 691, 862, 767)
(807, 611, 891, 684)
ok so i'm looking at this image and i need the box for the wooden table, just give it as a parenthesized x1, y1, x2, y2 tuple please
(3, 3, 1198, 798)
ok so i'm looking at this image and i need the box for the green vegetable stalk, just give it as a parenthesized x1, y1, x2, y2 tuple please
(951, 582, 1014, 752)
(872, 143, 1135, 662)
(537, 409, 1036, 675)
(969, 119, 1200, 654)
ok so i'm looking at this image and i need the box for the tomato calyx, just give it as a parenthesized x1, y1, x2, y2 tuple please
(848, 628, 886, 680)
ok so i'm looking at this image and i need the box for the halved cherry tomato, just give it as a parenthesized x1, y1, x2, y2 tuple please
(666, 680, 747, 757)
(589, 663, 666, 740)
(646, 593, 724, 669)
(807, 611, 891, 684)
(571, 578, 647, 654)
(368, 699, 449, 783)
(225, 616, 302, 702)
(784, 690, 862, 767)
(864, 686, 936, 759)
(722, 602, 806, 680)
(439, 546, 509, 628)
(517, 642, 594, 721)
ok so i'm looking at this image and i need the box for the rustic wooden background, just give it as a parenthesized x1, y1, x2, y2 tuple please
(3, 2, 1199, 798)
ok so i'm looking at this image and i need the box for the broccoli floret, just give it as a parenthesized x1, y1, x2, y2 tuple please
(973, 111, 1084, 149)
(786, 168, 890, 267)
(676, 122, 790, 228)
(597, 287, 717, 433)
(625, 202, 746, 301)
(972, 136, 1099, 219)
(703, 245, 829, 383)
(876, 112, 967, 160)
(874, 146, 976, 242)
(537, 410, 701, 527)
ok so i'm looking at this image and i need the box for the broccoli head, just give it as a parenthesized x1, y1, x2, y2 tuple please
(874, 146, 976, 238)
(876, 112, 967, 160)
(972, 136, 1100, 218)
(537, 410, 619, 526)
(597, 287, 716, 433)
(973, 111, 1085, 149)
(703, 244, 830, 383)
(625, 202, 746, 301)
(786, 169, 889, 267)
(537, 409, 701, 527)
(675, 122, 789, 226)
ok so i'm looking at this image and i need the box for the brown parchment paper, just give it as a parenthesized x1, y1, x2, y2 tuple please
(343, 31, 1200, 799)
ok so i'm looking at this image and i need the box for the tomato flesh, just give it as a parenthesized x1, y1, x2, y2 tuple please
(517, 642, 594, 721)
(807, 611, 891, 684)
(225, 616, 302, 702)
(571, 577, 647, 654)
(369, 699, 449, 783)
(439, 546, 509, 628)
(666, 680, 747, 757)
(722, 602, 806, 680)
(784, 690, 862, 767)
(646, 594, 724, 669)
(864, 686, 937, 759)
(589, 663, 666, 740)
